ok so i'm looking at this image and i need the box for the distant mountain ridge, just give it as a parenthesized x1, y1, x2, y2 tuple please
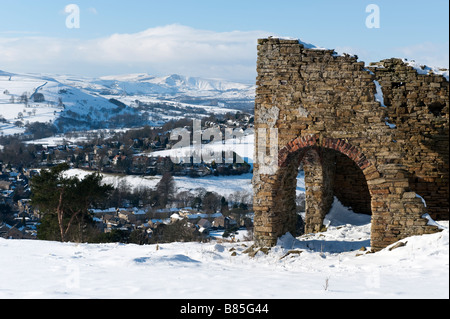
(59, 72, 255, 99)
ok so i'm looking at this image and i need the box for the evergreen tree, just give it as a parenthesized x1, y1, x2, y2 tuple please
(220, 196, 229, 213)
(155, 172, 175, 208)
(31, 163, 113, 242)
(0, 204, 14, 225)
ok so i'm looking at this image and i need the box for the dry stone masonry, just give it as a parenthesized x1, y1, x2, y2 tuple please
(253, 38, 449, 251)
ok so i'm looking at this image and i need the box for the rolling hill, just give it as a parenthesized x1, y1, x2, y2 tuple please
(0, 70, 255, 136)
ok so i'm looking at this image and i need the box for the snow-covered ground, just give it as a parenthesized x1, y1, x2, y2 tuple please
(1, 203, 448, 299)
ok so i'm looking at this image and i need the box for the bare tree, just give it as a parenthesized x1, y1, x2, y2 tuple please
(19, 92, 28, 106)
(202, 191, 221, 213)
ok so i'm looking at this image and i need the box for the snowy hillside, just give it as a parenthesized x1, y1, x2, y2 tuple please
(1, 207, 447, 299)
(0, 71, 143, 135)
(0, 70, 255, 136)
(55, 72, 255, 114)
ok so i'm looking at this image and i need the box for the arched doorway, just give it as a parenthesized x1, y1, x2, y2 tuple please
(253, 133, 438, 251)
(275, 135, 376, 237)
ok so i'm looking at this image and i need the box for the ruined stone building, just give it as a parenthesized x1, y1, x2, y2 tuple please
(253, 38, 449, 251)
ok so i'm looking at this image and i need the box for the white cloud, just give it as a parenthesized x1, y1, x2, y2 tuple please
(87, 7, 98, 15)
(0, 24, 271, 82)
(395, 42, 449, 69)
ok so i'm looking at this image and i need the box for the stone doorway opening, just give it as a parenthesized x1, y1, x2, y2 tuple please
(253, 134, 439, 251)
(281, 141, 373, 238)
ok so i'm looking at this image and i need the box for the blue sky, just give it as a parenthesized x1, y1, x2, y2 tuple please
(0, 0, 448, 82)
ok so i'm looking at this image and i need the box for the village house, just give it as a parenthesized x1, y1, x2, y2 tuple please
(170, 213, 184, 223)
(118, 208, 147, 224)
(112, 154, 127, 166)
(132, 155, 150, 167)
(17, 199, 32, 214)
(0, 180, 11, 191)
(118, 210, 137, 223)
(0, 223, 34, 240)
(197, 218, 212, 233)
(212, 216, 238, 230)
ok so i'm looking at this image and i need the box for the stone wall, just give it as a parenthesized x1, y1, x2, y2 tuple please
(253, 38, 448, 251)
(368, 59, 449, 221)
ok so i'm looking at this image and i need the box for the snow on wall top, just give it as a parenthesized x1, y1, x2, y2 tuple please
(403, 59, 449, 81)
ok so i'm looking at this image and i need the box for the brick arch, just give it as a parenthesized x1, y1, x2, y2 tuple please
(275, 134, 386, 239)
(262, 133, 436, 251)
(278, 135, 380, 185)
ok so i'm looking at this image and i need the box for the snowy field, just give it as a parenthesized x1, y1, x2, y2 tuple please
(65, 168, 304, 199)
(1, 201, 448, 299)
(65, 169, 254, 198)
(149, 132, 255, 166)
